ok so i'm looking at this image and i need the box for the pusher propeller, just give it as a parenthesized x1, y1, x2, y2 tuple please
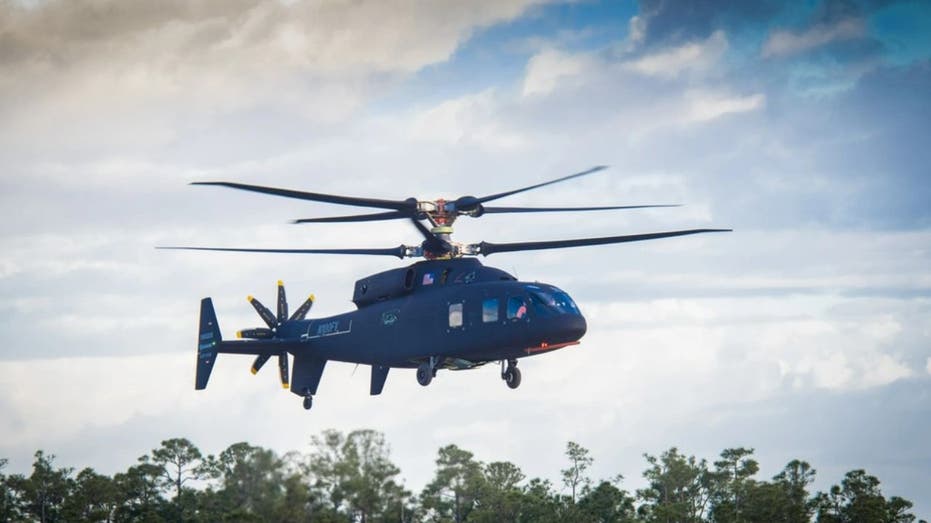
(237, 281, 316, 389)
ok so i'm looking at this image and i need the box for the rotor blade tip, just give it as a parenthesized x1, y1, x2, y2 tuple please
(277, 280, 284, 286)
(247, 295, 254, 302)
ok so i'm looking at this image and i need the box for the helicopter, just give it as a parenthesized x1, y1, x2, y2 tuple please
(160, 166, 730, 410)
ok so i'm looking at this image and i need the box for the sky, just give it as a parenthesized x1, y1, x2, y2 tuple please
(1, 0, 930, 515)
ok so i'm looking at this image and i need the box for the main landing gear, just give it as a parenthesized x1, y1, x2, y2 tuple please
(417, 357, 438, 386)
(502, 359, 521, 389)
(301, 389, 314, 410)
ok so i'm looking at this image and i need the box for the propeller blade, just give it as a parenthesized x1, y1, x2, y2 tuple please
(251, 354, 271, 374)
(277, 280, 288, 323)
(278, 352, 290, 389)
(293, 210, 410, 224)
(289, 294, 315, 321)
(238, 328, 274, 340)
(474, 166, 608, 205)
(475, 228, 732, 256)
(248, 295, 278, 329)
(158, 245, 411, 258)
(481, 204, 681, 214)
(191, 182, 415, 211)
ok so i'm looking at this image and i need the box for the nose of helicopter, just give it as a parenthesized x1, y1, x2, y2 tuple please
(545, 312, 586, 344)
(564, 313, 587, 341)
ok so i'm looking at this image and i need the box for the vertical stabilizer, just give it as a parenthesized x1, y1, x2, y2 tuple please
(196, 298, 222, 390)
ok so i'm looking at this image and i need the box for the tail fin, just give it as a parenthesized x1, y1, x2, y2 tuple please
(196, 298, 222, 390)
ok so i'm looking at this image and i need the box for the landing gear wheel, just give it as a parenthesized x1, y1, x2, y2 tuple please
(302, 395, 313, 410)
(504, 367, 522, 389)
(416, 363, 433, 387)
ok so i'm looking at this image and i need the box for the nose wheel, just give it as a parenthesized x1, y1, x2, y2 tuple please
(302, 392, 314, 410)
(502, 360, 521, 389)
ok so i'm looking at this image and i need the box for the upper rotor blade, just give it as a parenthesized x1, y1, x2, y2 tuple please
(191, 182, 415, 211)
(293, 210, 410, 224)
(157, 245, 410, 258)
(475, 229, 732, 256)
(476, 165, 608, 204)
(481, 204, 680, 214)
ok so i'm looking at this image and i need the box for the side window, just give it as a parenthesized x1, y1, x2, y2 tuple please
(482, 298, 499, 323)
(507, 297, 527, 320)
(448, 303, 463, 328)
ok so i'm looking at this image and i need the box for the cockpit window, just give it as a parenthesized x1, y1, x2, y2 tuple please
(528, 289, 579, 315)
(506, 297, 527, 320)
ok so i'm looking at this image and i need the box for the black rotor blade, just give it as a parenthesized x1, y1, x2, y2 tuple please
(293, 210, 410, 224)
(276, 280, 288, 323)
(289, 294, 315, 321)
(409, 218, 451, 255)
(278, 353, 290, 389)
(251, 354, 271, 374)
(475, 165, 608, 204)
(191, 182, 415, 211)
(476, 228, 732, 256)
(481, 204, 680, 214)
(158, 245, 409, 258)
(248, 296, 278, 329)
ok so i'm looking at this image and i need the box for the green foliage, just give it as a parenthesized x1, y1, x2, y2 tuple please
(0, 432, 923, 523)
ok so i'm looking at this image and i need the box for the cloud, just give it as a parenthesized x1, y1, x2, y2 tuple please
(624, 30, 728, 78)
(762, 17, 867, 57)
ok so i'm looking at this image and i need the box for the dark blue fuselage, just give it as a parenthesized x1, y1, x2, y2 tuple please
(275, 258, 587, 368)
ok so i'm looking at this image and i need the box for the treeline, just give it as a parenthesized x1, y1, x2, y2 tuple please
(0, 429, 924, 522)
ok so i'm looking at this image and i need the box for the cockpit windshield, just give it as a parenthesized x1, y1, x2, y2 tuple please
(527, 286, 580, 315)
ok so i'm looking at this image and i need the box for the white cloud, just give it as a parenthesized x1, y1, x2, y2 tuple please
(762, 18, 866, 58)
(521, 48, 596, 97)
(406, 90, 528, 149)
(684, 91, 766, 123)
(624, 30, 728, 78)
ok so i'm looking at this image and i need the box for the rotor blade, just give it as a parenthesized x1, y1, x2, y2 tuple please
(481, 204, 681, 214)
(476, 165, 608, 204)
(475, 229, 732, 256)
(278, 353, 290, 389)
(289, 294, 315, 322)
(293, 210, 410, 224)
(251, 354, 271, 374)
(248, 296, 278, 329)
(408, 218, 451, 255)
(277, 280, 288, 324)
(191, 182, 415, 211)
(158, 245, 410, 258)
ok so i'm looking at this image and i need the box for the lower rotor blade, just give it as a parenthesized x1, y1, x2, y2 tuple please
(293, 210, 410, 223)
(277, 280, 288, 323)
(289, 294, 315, 321)
(278, 353, 290, 389)
(481, 204, 680, 214)
(251, 354, 271, 374)
(158, 245, 410, 258)
(248, 296, 278, 329)
(476, 229, 732, 256)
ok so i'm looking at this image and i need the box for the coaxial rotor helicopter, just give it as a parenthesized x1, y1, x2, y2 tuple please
(160, 166, 729, 410)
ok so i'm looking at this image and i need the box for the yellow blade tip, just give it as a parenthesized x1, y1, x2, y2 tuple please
(277, 280, 284, 286)
(247, 295, 254, 302)
(281, 382, 289, 389)
(309, 293, 316, 301)
(236, 330, 243, 339)
(250, 368, 258, 375)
